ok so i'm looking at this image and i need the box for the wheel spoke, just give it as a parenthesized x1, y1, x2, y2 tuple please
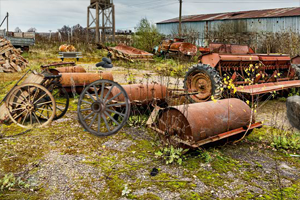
(34, 92, 47, 104)
(30, 112, 33, 125)
(36, 101, 52, 106)
(38, 108, 53, 112)
(97, 114, 101, 133)
(106, 108, 126, 117)
(80, 108, 92, 112)
(106, 102, 126, 108)
(86, 91, 96, 102)
(104, 111, 120, 126)
(103, 85, 115, 102)
(11, 107, 26, 112)
(9, 102, 24, 107)
(32, 88, 39, 102)
(100, 83, 105, 101)
(13, 109, 27, 120)
(33, 112, 41, 125)
(22, 111, 29, 125)
(93, 85, 99, 101)
(83, 111, 95, 121)
(102, 114, 110, 132)
(81, 100, 92, 105)
(36, 110, 47, 119)
(106, 92, 122, 104)
(89, 113, 97, 129)
(28, 86, 31, 102)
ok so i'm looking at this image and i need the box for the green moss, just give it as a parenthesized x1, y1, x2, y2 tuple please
(136, 193, 161, 200)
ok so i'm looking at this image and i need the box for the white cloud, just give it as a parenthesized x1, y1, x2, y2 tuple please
(0, 0, 298, 32)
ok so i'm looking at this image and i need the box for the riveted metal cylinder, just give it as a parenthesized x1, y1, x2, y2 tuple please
(104, 84, 168, 104)
(60, 72, 114, 93)
(157, 98, 254, 142)
(50, 66, 86, 75)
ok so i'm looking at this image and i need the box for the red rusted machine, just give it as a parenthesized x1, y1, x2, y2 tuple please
(184, 43, 300, 102)
(148, 98, 262, 148)
(157, 38, 198, 58)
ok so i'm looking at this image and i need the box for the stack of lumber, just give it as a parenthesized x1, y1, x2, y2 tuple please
(0, 38, 28, 73)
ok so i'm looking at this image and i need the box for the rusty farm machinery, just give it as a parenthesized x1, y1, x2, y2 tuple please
(2, 43, 299, 148)
(0, 60, 131, 136)
(184, 43, 300, 102)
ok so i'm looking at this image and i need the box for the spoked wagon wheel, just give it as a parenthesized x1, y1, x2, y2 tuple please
(78, 79, 130, 136)
(6, 83, 56, 128)
(47, 84, 69, 120)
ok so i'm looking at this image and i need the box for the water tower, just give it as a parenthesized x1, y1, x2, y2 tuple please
(87, 0, 115, 43)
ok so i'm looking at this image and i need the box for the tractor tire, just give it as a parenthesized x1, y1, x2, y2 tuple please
(184, 64, 223, 103)
(292, 64, 300, 79)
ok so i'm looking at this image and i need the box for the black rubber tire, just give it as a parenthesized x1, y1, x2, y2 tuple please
(292, 64, 300, 79)
(184, 64, 223, 103)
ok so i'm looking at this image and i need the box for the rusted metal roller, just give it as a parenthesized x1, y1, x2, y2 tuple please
(104, 84, 168, 105)
(50, 66, 86, 75)
(60, 72, 114, 93)
(153, 98, 261, 148)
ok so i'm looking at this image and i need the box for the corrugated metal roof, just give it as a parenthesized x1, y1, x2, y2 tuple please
(157, 7, 300, 24)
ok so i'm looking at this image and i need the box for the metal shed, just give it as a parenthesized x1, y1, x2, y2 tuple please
(157, 7, 300, 46)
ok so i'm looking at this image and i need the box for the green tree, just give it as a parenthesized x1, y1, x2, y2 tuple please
(133, 18, 163, 52)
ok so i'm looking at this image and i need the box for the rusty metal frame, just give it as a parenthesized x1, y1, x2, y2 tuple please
(149, 122, 263, 148)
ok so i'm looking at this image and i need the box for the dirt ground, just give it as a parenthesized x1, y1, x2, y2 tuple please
(0, 62, 300, 200)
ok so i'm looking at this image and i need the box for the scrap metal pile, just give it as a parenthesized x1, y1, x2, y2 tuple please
(99, 43, 154, 62)
(0, 38, 28, 73)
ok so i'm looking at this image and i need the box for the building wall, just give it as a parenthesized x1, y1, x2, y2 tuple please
(157, 16, 300, 46)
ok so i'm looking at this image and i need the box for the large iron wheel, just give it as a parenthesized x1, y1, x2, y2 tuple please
(184, 64, 223, 103)
(6, 83, 56, 128)
(77, 79, 130, 136)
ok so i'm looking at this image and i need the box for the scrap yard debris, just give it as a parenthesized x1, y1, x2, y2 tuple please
(98, 43, 154, 62)
(0, 38, 28, 73)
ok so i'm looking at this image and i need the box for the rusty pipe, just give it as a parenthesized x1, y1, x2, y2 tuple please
(60, 72, 114, 94)
(104, 84, 168, 105)
(157, 98, 254, 143)
(50, 66, 86, 75)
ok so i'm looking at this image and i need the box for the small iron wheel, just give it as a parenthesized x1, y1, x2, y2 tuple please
(77, 79, 130, 136)
(6, 83, 56, 128)
(184, 64, 223, 103)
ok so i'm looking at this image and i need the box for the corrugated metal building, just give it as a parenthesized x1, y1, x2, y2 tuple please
(157, 7, 300, 46)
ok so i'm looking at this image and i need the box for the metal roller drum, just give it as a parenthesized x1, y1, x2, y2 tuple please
(60, 72, 114, 93)
(50, 66, 86, 75)
(157, 98, 255, 143)
(104, 84, 168, 105)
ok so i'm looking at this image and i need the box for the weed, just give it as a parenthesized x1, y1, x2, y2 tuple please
(0, 173, 30, 191)
(155, 146, 188, 165)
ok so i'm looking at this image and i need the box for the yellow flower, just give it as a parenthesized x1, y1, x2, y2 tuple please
(246, 100, 250, 105)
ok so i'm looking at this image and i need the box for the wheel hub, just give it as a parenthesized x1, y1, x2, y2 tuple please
(190, 73, 212, 101)
(26, 103, 35, 112)
(92, 101, 105, 113)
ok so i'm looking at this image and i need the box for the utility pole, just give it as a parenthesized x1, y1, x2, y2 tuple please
(179, 0, 182, 37)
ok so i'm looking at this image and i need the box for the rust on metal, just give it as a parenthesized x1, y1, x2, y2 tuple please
(60, 72, 114, 93)
(157, 7, 300, 24)
(41, 62, 76, 69)
(236, 80, 300, 95)
(150, 98, 259, 148)
(292, 55, 300, 65)
(196, 43, 297, 96)
(59, 44, 76, 52)
(104, 84, 168, 105)
(158, 39, 198, 56)
(50, 66, 86, 75)
(104, 43, 154, 62)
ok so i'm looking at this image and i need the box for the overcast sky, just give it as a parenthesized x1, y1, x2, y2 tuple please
(0, 0, 299, 32)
